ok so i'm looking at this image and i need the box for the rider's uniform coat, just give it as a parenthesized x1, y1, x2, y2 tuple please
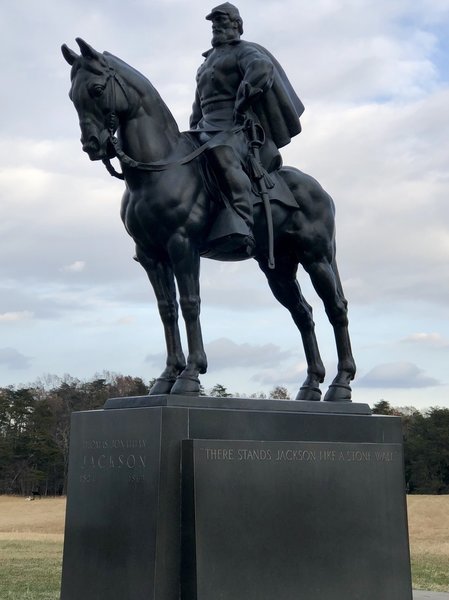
(190, 40, 305, 170)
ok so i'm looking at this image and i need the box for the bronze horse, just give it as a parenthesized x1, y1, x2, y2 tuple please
(61, 38, 356, 401)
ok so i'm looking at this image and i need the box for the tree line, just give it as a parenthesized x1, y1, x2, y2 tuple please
(0, 376, 447, 495)
(372, 400, 449, 494)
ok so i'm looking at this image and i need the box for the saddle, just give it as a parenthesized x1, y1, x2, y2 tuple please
(104, 123, 297, 263)
(195, 139, 299, 262)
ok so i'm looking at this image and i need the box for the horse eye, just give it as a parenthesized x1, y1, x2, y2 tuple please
(90, 85, 105, 98)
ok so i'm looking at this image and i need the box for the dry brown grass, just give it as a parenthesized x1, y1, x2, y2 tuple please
(407, 495, 449, 557)
(1, 495, 446, 546)
(0, 494, 448, 593)
(0, 496, 65, 538)
(407, 495, 449, 591)
(0, 497, 65, 600)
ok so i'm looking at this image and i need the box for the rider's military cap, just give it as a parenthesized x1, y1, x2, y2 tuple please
(206, 3, 241, 21)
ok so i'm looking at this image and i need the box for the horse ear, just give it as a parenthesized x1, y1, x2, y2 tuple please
(61, 44, 78, 65)
(76, 38, 100, 60)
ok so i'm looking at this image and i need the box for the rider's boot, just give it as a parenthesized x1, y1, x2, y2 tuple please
(206, 145, 255, 256)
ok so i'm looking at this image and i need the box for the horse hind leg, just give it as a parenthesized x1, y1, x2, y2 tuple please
(303, 256, 356, 402)
(135, 248, 186, 395)
(259, 259, 325, 401)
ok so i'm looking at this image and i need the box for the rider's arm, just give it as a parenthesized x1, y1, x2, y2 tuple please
(234, 46, 274, 124)
(189, 89, 203, 129)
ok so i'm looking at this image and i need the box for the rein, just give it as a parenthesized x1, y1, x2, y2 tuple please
(101, 67, 243, 179)
(103, 126, 243, 180)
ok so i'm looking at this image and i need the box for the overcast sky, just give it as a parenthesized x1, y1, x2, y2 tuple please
(1, 0, 449, 408)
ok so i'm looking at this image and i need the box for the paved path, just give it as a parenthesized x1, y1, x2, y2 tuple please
(414, 592, 449, 599)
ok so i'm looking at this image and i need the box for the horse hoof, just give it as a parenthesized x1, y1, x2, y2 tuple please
(295, 386, 322, 402)
(324, 383, 352, 402)
(170, 375, 200, 396)
(149, 377, 175, 395)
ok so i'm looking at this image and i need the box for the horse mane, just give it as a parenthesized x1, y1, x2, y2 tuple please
(104, 51, 180, 135)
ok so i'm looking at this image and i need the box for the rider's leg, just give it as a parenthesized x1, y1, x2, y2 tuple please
(207, 145, 254, 230)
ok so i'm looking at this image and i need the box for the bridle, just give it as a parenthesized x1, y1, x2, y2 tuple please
(99, 60, 244, 180)
(99, 64, 130, 180)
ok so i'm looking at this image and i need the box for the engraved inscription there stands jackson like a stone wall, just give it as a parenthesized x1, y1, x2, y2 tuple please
(199, 445, 397, 464)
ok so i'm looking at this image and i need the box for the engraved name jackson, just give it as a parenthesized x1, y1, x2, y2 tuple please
(79, 438, 147, 484)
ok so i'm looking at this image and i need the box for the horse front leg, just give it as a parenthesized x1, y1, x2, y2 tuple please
(303, 256, 356, 402)
(259, 258, 325, 402)
(167, 237, 207, 396)
(135, 247, 186, 395)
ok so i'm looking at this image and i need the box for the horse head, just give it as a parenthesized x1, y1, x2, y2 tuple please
(61, 39, 131, 161)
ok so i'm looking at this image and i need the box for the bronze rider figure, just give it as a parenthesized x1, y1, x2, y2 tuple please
(189, 3, 305, 250)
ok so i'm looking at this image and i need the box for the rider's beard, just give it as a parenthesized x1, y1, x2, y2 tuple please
(211, 26, 238, 47)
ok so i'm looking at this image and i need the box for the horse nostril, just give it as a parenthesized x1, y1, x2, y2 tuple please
(82, 136, 100, 153)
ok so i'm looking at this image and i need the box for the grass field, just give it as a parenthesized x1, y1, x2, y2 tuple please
(0, 496, 65, 600)
(0, 495, 448, 597)
(408, 495, 449, 592)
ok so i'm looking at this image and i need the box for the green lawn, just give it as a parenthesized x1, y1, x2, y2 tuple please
(2, 539, 449, 597)
(0, 539, 63, 600)
(411, 553, 449, 592)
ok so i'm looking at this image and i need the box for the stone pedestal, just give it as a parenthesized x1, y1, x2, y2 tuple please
(60, 396, 412, 600)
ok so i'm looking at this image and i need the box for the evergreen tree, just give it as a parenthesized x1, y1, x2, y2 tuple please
(209, 384, 232, 397)
(372, 400, 397, 415)
(269, 386, 290, 400)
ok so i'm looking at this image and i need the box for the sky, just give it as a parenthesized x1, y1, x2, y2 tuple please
(1, 0, 449, 409)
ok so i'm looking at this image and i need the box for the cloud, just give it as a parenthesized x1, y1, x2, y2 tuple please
(357, 362, 440, 388)
(115, 316, 135, 326)
(0, 311, 33, 322)
(206, 338, 293, 369)
(61, 261, 86, 273)
(200, 262, 275, 310)
(287, 88, 449, 307)
(401, 332, 449, 348)
(252, 362, 308, 386)
(145, 337, 294, 370)
(0, 284, 90, 320)
(0, 348, 32, 370)
(145, 351, 171, 366)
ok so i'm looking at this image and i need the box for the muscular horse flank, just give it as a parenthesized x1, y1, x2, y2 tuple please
(61, 37, 356, 402)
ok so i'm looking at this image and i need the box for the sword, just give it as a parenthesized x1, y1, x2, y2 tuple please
(245, 120, 275, 269)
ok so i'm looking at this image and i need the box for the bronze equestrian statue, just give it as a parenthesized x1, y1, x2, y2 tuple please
(61, 3, 356, 402)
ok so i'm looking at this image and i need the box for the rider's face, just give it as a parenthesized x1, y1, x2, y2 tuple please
(211, 14, 239, 46)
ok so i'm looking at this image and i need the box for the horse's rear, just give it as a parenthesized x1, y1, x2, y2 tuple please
(254, 166, 356, 402)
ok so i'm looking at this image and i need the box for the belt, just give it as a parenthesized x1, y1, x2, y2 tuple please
(201, 100, 235, 114)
